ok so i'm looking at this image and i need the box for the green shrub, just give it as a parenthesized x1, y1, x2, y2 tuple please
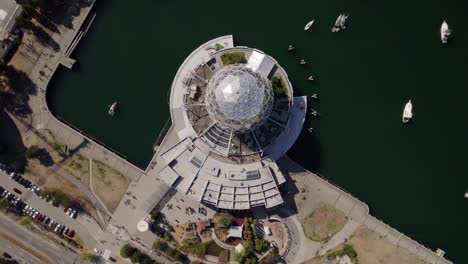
(215, 43, 224, 51)
(271, 77, 288, 97)
(0, 198, 9, 209)
(25, 145, 40, 159)
(120, 244, 136, 258)
(220, 52, 246, 65)
(219, 250, 229, 262)
(130, 250, 143, 264)
(40, 190, 71, 208)
(19, 216, 32, 225)
(181, 243, 206, 257)
(153, 240, 168, 251)
(254, 238, 268, 252)
(217, 216, 232, 227)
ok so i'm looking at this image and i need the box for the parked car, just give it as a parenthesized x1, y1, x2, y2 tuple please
(93, 248, 103, 254)
(66, 229, 75, 237)
(65, 208, 72, 216)
(62, 227, 69, 235)
(54, 224, 61, 232)
(2, 252, 12, 259)
(12, 188, 22, 195)
(8, 172, 16, 178)
(48, 220, 55, 228)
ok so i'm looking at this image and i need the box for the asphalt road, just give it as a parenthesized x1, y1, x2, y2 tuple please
(0, 235, 44, 264)
(0, 212, 84, 264)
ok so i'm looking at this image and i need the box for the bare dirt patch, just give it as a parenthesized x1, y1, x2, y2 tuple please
(24, 159, 95, 213)
(302, 226, 428, 264)
(91, 160, 131, 212)
(349, 226, 427, 264)
(41, 130, 90, 187)
(301, 204, 347, 241)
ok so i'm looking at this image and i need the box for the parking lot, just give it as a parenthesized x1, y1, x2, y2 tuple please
(0, 164, 101, 249)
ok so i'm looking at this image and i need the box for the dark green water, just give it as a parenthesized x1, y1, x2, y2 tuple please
(48, 0, 468, 262)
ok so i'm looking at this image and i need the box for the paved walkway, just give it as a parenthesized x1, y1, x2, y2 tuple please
(278, 156, 453, 264)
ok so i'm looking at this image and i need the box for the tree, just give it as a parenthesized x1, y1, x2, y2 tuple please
(220, 217, 232, 227)
(25, 145, 40, 159)
(15, 16, 34, 29)
(81, 252, 93, 261)
(120, 244, 135, 258)
(141, 256, 155, 264)
(219, 250, 229, 262)
(19, 216, 32, 225)
(153, 240, 168, 251)
(0, 198, 9, 210)
(130, 250, 143, 264)
(271, 77, 288, 97)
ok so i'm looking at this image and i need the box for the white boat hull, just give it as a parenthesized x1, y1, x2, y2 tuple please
(402, 100, 413, 123)
(304, 20, 315, 31)
(441, 21, 450, 43)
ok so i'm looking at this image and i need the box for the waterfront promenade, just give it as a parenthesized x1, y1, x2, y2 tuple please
(279, 156, 453, 264)
(26, 0, 143, 183)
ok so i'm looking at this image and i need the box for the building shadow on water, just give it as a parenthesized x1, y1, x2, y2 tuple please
(286, 112, 323, 173)
(0, 110, 27, 171)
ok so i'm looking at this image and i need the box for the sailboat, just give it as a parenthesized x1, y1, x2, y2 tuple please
(108, 101, 117, 116)
(304, 20, 315, 31)
(402, 100, 413, 123)
(441, 20, 451, 44)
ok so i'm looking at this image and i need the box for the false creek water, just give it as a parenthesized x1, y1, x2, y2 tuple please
(47, 0, 468, 262)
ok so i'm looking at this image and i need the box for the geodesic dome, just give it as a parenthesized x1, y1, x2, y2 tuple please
(205, 65, 274, 132)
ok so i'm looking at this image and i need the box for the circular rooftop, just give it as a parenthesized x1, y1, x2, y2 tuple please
(205, 65, 274, 132)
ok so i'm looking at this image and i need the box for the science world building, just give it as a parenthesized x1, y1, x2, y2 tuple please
(157, 36, 307, 210)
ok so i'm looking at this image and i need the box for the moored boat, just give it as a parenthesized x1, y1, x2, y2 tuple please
(402, 100, 413, 123)
(441, 20, 451, 43)
(108, 101, 117, 116)
(332, 14, 343, 32)
(304, 20, 315, 31)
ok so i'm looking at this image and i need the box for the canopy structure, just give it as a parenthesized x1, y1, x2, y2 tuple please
(205, 64, 274, 133)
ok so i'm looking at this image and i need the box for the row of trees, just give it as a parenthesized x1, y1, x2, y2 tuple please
(152, 240, 182, 261)
(120, 244, 158, 264)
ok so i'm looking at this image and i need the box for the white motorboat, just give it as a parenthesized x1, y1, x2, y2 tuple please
(332, 14, 343, 32)
(108, 101, 117, 116)
(308, 75, 314, 81)
(288, 45, 294, 51)
(402, 100, 413, 123)
(464, 191, 468, 199)
(340, 14, 349, 29)
(441, 20, 451, 43)
(304, 20, 315, 31)
(300, 59, 306, 65)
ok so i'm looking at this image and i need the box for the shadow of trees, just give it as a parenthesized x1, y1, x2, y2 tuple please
(2, 66, 37, 118)
(0, 110, 27, 172)
(31, 26, 60, 51)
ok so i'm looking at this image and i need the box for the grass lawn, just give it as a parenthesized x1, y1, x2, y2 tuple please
(301, 204, 347, 241)
(205, 240, 225, 256)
